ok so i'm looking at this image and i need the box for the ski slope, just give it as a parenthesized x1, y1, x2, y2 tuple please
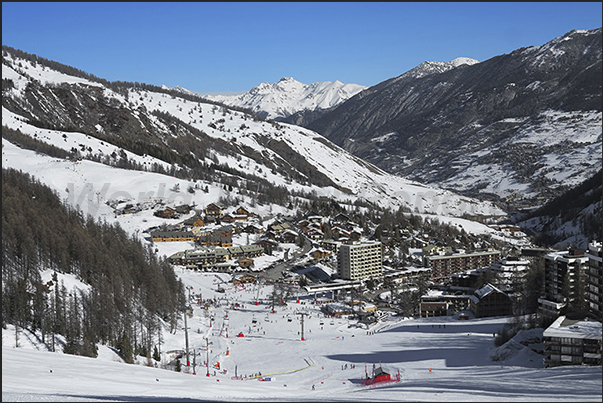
(3, 268, 602, 402)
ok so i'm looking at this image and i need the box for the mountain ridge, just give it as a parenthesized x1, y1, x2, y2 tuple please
(301, 28, 602, 210)
(195, 76, 367, 120)
(2, 44, 505, 222)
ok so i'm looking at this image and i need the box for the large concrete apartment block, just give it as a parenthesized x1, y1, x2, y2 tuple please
(337, 241, 382, 280)
(585, 241, 602, 320)
(423, 249, 501, 283)
(543, 315, 602, 368)
(538, 248, 589, 321)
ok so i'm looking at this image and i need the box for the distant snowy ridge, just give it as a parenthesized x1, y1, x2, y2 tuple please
(194, 77, 367, 119)
(393, 57, 480, 81)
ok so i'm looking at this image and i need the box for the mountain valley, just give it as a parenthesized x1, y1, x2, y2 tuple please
(297, 29, 601, 213)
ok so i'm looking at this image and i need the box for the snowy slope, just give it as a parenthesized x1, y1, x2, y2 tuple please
(2, 48, 506, 221)
(198, 77, 367, 119)
(302, 29, 602, 210)
(3, 269, 602, 402)
(393, 57, 479, 81)
(437, 110, 602, 201)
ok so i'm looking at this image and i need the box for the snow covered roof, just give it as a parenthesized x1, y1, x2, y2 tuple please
(474, 283, 507, 300)
(543, 316, 602, 340)
(325, 303, 353, 313)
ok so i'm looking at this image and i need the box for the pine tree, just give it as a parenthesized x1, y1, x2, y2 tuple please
(153, 345, 161, 362)
(2, 167, 185, 354)
(118, 330, 134, 364)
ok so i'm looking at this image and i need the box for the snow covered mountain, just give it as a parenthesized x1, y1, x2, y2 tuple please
(277, 57, 479, 128)
(392, 56, 480, 81)
(304, 28, 602, 211)
(1, 45, 505, 226)
(197, 77, 367, 120)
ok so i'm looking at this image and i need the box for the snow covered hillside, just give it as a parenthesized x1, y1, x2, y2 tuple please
(3, 269, 602, 402)
(436, 109, 602, 203)
(304, 29, 602, 211)
(198, 76, 367, 120)
(392, 57, 480, 81)
(2, 46, 506, 223)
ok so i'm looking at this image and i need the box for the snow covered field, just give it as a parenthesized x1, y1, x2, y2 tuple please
(3, 268, 602, 402)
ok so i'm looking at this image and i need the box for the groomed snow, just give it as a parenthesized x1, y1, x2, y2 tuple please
(3, 269, 602, 402)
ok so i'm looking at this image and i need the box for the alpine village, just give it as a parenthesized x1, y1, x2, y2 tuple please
(2, 25, 602, 400)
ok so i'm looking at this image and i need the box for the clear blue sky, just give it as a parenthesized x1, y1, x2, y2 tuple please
(2, 2, 602, 93)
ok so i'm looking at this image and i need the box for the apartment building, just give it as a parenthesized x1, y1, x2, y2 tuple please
(423, 248, 501, 283)
(168, 244, 263, 271)
(543, 315, 602, 368)
(585, 241, 602, 320)
(337, 241, 382, 280)
(469, 283, 513, 318)
(538, 248, 589, 321)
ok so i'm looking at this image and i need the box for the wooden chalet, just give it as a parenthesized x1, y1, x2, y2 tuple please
(243, 224, 264, 234)
(237, 258, 254, 269)
(306, 228, 324, 240)
(350, 229, 363, 241)
(268, 222, 293, 236)
(331, 226, 350, 239)
(311, 249, 332, 261)
(154, 207, 177, 219)
(235, 206, 251, 216)
(221, 213, 248, 224)
(205, 202, 225, 218)
(151, 230, 195, 242)
(214, 225, 234, 238)
(183, 213, 205, 227)
(221, 214, 235, 224)
(281, 229, 298, 244)
(174, 204, 192, 214)
(196, 234, 233, 248)
(296, 219, 310, 231)
(233, 274, 257, 285)
(256, 238, 279, 254)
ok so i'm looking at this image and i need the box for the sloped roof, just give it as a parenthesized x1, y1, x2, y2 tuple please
(294, 266, 331, 283)
(474, 283, 507, 300)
